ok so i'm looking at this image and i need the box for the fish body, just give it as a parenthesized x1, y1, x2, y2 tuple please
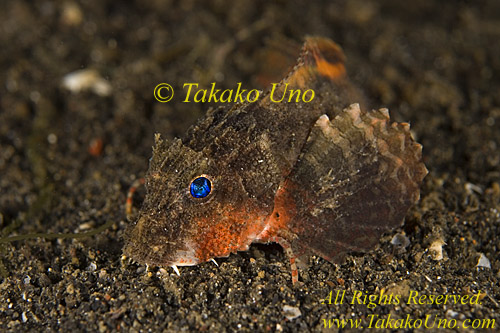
(123, 37, 427, 282)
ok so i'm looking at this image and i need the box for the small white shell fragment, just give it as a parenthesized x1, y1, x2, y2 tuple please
(283, 305, 301, 320)
(391, 233, 410, 248)
(47, 133, 58, 144)
(88, 262, 97, 271)
(476, 253, 491, 269)
(446, 309, 459, 319)
(428, 239, 446, 261)
(77, 221, 95, 231)
(62, 69, 112, 96)
(465, 182, 483, 195)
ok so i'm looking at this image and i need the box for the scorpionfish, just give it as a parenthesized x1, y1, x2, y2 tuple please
(123, 37, 428, 284)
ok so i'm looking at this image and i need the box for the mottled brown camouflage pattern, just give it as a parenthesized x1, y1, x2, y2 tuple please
(123, 37, 427, 281)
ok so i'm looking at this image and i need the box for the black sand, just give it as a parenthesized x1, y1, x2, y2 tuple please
(0, 0, 499, 331)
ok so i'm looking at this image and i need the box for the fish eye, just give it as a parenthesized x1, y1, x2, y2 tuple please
(190, 176, 212, 198)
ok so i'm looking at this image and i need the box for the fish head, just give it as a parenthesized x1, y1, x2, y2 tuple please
(123, 134, 270, 268)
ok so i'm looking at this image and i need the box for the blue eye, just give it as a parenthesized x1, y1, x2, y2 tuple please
(190, 176, 212, 198)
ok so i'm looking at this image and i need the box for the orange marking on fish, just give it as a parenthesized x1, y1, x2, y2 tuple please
(284, 67, 310, 89)
(193, 206, 267, 262)
(314, 58, 346, 80)
(258, 180, 298, 241)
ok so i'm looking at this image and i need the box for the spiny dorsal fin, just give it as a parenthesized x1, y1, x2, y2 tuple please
(259, 37, 365, 112)
(289, 36, 347, 87)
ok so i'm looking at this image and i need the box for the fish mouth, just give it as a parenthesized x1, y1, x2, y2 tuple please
(124, 211, 202, 267)
(123, 241, 200, 267)
(126, 235, 200, 267)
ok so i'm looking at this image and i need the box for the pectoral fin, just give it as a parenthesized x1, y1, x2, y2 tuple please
(274, 104, 427, 263)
